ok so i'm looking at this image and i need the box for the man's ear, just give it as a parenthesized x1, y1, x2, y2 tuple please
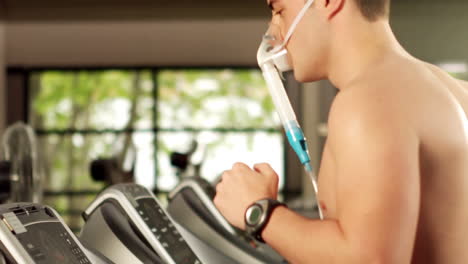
(324, 0, 345, 20)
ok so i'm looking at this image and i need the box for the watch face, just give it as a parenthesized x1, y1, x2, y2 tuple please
(246, 205, 263, 226)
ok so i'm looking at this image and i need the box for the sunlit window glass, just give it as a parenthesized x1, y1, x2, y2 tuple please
(29, 68, 284, 232)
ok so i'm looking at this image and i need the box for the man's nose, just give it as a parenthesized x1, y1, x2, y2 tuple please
(266, 23, 284, 47)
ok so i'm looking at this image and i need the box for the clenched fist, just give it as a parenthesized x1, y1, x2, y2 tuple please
(214, 162, 279, 230)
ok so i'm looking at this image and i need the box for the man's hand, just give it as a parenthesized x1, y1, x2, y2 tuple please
(214, 162, 279, 230)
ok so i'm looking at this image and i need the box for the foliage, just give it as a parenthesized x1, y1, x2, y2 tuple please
(30, 68, 281, 230)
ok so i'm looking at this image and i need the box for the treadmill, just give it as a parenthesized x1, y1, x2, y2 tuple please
(80, 183, 237, 264)
(167, 177, 287, 264)
(0, 203, 111, 264)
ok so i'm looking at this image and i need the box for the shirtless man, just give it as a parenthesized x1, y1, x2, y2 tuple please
(214, 0, 468, 263)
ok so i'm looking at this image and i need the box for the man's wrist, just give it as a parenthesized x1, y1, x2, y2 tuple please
(244, 199, 286, 243)
(260, 204, 287, 243)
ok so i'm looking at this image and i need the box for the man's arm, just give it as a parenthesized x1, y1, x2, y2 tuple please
(262, 94, 420, 264)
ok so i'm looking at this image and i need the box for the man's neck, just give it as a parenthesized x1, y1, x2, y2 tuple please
(327, 19, 409, 90)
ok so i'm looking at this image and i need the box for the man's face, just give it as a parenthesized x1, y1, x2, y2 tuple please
(267, 0, 329, 82)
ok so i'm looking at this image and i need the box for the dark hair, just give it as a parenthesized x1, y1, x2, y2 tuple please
(354, 0, 390, 21)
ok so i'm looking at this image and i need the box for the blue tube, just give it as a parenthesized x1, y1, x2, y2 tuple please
(284, 120, 312, 169)
(286, 121, 323, 219)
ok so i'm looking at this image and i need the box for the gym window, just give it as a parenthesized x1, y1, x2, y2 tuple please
(10, 67, 286, 231)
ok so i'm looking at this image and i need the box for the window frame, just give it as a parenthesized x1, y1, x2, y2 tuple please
(6, 65, 304, 210)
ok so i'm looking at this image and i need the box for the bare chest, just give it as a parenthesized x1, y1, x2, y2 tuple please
(317, 144, 338, 219)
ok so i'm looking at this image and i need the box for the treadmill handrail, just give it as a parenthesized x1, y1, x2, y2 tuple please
(83, 186, 193, 264)
(169, 179, 237, 236)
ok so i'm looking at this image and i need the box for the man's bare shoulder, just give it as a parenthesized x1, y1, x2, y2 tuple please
(422, 61, 468, 116)
(328, 58, 446, 133)
(329, 80, 408, 131)
(329, 88, 385, 131)
(460, 79, 468, 90)
(423, 61, 468, 91)
(327, 83, 415, 153)
(453, 76, 468, 92)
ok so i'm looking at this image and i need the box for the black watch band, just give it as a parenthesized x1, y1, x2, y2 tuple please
(244, 199, 285, 243)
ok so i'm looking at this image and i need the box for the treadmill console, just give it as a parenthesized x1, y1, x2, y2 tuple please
(0, 203, 92, 264)
(82, 184, 201, 264)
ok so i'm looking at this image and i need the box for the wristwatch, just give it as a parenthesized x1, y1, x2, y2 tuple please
(244, 199, 285, 243)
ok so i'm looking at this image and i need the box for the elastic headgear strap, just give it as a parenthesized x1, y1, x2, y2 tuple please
(273, 0, 316, 52)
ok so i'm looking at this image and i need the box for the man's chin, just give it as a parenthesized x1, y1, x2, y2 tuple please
(293, 70, 322, 83)
(293, 70, 307, 83)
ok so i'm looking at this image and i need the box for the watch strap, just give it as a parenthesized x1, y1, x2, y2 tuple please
(245, 199, 285, 243)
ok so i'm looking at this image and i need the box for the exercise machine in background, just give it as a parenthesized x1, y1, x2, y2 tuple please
(0, 203, 112, 264)
(0, 122, 43, 204)
(80, 183, 235, 264)
(89, 137, 137, 186)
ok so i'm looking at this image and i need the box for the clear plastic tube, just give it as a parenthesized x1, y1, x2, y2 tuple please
(261, 63, 298, 125)
(305, 165, 324, 220)
(260, 62, 311, 166)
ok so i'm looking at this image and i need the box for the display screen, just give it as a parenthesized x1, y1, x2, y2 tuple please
(135, 198, 201, 264)
(16, 222, 90, 264)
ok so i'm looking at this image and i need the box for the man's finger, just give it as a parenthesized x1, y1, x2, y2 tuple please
(213, 194, 221, 208)
(221, 170, 232, 184)
(215, 182, 223, 194)
(232, 162, 250, 171)
(253, 163, 278, 179)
